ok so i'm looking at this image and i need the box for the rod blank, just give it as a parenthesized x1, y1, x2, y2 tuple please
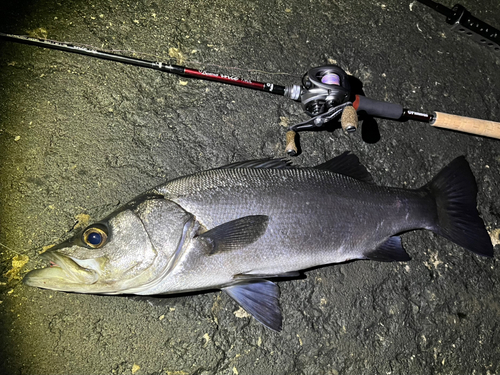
(0, 32, 286, 95)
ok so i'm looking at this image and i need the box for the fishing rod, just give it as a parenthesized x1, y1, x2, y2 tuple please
(1, 32, 499, 156)
(416, 0, 500, 52)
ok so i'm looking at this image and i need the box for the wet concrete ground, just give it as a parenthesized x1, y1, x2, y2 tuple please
(0, 0, 499, 374)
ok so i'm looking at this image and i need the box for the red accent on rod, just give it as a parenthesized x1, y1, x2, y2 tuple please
(353, 95, 360, 111)
(183, 68, 266, 90)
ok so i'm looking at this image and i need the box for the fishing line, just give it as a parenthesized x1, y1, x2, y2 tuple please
(12, 34, 301, 79)
(1, 31, 499, 156)
(0, 242, 23, 256)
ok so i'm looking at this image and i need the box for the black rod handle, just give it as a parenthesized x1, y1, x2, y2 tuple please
(353, 95, 403, 120)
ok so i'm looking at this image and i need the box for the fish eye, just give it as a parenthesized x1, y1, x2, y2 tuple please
(82, 225, 108, 249)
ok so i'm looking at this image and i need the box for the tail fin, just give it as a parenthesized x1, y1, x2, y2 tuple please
(424, 156, 493, 257)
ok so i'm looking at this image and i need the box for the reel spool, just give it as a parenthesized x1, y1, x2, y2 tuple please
(300, 65, 351, 119)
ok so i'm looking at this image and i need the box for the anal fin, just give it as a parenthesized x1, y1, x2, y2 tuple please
(364, 236, 411, 262)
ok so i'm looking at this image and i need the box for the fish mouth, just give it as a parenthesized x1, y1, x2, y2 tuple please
(23, 251, 99, 292)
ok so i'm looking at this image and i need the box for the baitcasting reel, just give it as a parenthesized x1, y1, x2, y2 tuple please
(285, 65, 359, 155)
(300, 65, 351, 119)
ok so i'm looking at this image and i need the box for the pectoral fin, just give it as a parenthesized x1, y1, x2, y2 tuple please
(223, 280, 282, 332)
(198, 215, 269, 255)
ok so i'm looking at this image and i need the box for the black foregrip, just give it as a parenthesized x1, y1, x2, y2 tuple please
(354, 95, 403, 120)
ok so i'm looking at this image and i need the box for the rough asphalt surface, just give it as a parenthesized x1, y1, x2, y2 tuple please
(1, 0, 499, 374)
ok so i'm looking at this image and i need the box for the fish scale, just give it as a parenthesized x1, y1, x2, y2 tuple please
(156, 167, 428, 253)
(138, 170, 424, 301)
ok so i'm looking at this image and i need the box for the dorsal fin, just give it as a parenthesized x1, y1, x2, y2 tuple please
(314, 151, 373, 183)
(218, 158, 294, 170)
(217, 153, 373, 183)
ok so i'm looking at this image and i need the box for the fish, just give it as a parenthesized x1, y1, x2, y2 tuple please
(24, 152, 493, 331)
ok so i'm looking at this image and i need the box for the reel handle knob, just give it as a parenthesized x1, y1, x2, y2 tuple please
(285, 130, 298, 156)
(341, 105, 358, 133)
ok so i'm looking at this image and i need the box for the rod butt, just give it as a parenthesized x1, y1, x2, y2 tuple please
(432, 112, 500, 139)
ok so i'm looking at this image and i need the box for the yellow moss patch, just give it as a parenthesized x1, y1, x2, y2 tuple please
(27, 28, 48, 39)
(4, 255, 29, 282)
(169, 47, 186, 64)
(74, 213, 91, 230)
(490, 228, 500, 246)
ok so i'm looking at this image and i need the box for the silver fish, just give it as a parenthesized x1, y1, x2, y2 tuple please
(24, 153, 493, 331)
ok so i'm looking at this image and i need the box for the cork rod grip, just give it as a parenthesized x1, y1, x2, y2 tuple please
(432, 112, 500, 139)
